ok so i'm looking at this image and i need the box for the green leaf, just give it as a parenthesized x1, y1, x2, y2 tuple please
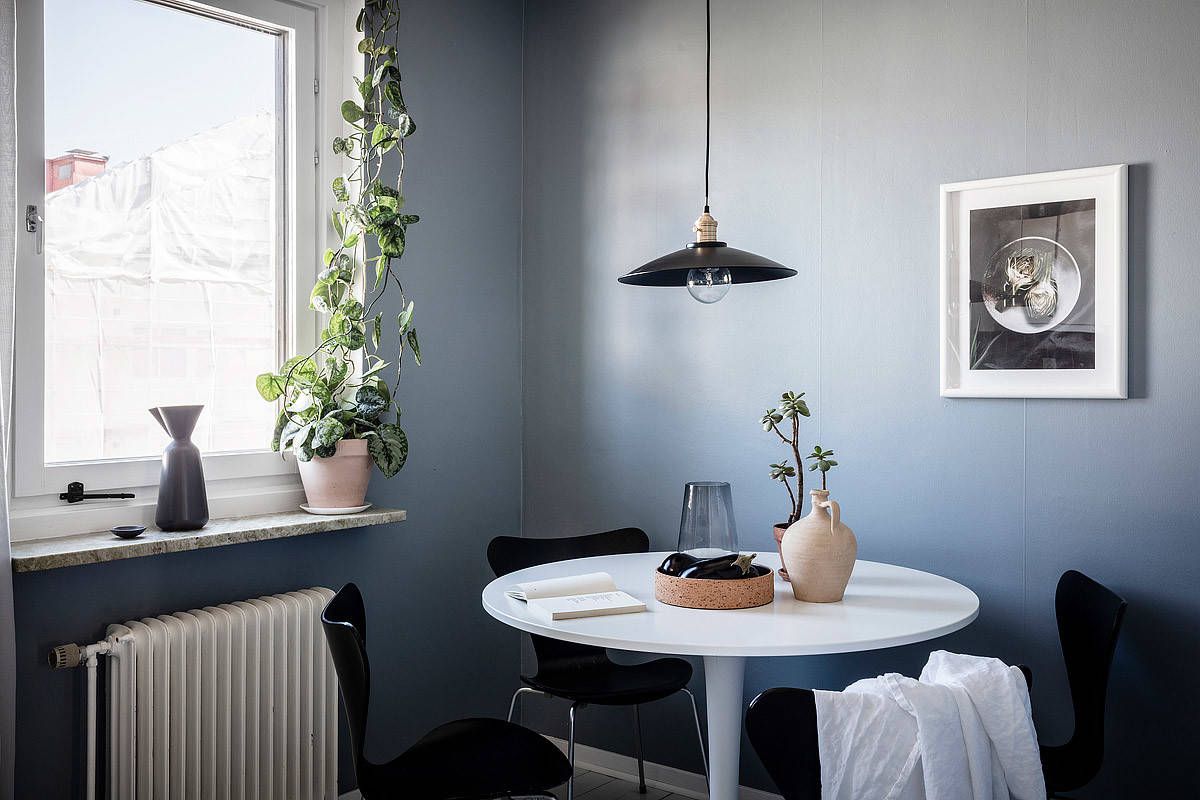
(280, 354, 317, 383)
(270, 409, 288, 451)
(384, 81, 404, 110)
(371, 314, 382, 349)
(375, 377, 392, 406)
(371, 123, 393, 148)
(292, 424, 316, 461)
(396, 112, 416, 137)
(326, 356, 349, 390)
(378, 227, 405, 258)
(355, 7, 365, 32)
(406, 329, 421, 365)
(255, 372, 284, 402)
(343, 232, 360, 250)
(361, 359, 389, 379)
(357, 37, 373, 54)
(355, 384, 387, 419)
(374, 257, 387, 291)
(332, 176, 349, 202)
(397, 300, 414, 333)
(331, 211, 344, 238)
(312, 416, 346, 451)
(341, 100, 365, 124)
(288, 389, 320, 414)
(367, 423, 408, 478)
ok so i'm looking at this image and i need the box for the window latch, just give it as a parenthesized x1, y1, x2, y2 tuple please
(25, 205, 43, 255)
(59, 481, 135, 504)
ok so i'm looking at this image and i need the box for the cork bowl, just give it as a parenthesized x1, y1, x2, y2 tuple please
(654, 565, 775, 610)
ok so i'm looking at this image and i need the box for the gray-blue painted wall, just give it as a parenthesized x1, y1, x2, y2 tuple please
(519, 0, 1200, 795)
(10, 0, 523, 794)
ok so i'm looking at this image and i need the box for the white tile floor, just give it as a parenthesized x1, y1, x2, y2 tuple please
(550, 768, 681, 800)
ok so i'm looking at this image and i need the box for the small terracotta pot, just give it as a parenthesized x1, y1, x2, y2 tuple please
(773, 523, 791, 581)
(297, 439, 373, 508)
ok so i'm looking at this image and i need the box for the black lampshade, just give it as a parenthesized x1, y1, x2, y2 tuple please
(618, 241, 796, 287)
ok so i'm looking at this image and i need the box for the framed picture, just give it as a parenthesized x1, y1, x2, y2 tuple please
(939, 164, 1127, 398)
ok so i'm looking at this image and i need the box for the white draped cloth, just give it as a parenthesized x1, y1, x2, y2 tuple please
(814, 651, 1046, 800)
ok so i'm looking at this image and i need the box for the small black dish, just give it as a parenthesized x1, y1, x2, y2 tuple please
(111, 525, 147, 540)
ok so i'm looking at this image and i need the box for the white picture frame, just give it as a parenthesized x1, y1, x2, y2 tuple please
(939, 164, 1127, 398)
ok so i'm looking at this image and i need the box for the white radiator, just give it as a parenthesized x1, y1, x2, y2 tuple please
(99, 587, 339, 800)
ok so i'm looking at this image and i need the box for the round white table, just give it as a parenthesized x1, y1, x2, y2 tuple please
(482, 552, 979, 800)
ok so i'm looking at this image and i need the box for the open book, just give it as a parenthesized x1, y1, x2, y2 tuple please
(506, 571, 646, 622)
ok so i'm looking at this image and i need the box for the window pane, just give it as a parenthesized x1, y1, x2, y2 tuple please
(43, 0, 282, 463)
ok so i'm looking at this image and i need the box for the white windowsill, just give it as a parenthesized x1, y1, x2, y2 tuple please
(9, 506, 406, 573)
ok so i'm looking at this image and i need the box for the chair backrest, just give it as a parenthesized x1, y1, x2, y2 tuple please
(1050, 569, 1127, 789)
(745, 688, 821, 800)
(321, 583, 372, 774)
(487, 528, 650, 669)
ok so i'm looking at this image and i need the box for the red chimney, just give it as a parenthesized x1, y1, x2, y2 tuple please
(46, 149, 108, 192)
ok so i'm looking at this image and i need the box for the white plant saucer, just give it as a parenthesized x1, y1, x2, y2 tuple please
(300, 503, 372, 516)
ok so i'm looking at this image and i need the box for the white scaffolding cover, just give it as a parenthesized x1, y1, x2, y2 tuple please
(45, 113, 279, 462)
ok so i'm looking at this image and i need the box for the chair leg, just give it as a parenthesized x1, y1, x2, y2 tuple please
(633, 704, 647, 793)
(567, 703, 579, 800)
(506, 686, 543, 723)
(682, 688, 709, 789)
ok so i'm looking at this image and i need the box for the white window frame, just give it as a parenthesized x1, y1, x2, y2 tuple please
(8, 0, 361, 539)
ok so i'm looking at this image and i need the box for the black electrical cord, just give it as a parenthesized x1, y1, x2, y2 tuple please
(704, 0, 711, 213)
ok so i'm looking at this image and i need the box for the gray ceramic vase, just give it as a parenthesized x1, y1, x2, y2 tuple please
(150, 405, 209, 532)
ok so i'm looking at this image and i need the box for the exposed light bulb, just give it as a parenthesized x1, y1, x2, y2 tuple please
(686, 267, 732, 303)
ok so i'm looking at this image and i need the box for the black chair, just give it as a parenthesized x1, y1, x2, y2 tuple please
(322, 583, 572, 800)
(1037, 569, 1127, 797)
(487, 529, 707, 799)
(745, 570, 1126, 800)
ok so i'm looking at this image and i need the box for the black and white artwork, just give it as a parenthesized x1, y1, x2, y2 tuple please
(940, 165, 1126, 398)
(969, 199, 1095, 371)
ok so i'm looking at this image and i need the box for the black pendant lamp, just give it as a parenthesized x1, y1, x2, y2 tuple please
(618, 0, 796, 303)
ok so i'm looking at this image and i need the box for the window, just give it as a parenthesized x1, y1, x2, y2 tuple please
(43, 0, 283, 463)
(10, 0, 353, 538)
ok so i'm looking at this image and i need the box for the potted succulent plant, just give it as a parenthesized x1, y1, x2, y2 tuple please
(761, 390, 811, 578)
(256, 1, 419, 510)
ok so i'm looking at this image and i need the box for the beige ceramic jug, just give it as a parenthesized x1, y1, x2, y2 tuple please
(780, 489, 857, 602)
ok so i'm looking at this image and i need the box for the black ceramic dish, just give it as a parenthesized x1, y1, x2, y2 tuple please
(110, 525, 147, 540)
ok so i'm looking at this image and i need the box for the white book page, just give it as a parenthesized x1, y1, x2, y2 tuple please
(506, 571, 617, 601)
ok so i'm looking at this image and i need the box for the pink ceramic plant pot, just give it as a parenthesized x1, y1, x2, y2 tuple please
(297, 439, 373, 508)
(773, 523, 791, 581)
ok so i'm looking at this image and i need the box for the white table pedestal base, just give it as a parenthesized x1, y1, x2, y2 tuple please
(703, 654, 746, 800)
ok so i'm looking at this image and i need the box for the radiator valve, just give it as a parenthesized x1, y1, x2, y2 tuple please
(49, 643, 82, 669)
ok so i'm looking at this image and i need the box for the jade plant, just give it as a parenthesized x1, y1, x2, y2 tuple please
(807, 445, 839, 490)
(761, 390, 811, 525)
(255, 0, 418, 477)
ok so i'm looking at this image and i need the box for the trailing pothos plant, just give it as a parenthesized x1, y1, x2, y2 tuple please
(255, 0, 419, 478)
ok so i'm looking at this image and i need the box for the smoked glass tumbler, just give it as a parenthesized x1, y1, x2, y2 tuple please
(677, 481, 739, 557)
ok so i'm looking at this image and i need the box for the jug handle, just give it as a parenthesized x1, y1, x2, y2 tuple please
(817, 499, 841, 534)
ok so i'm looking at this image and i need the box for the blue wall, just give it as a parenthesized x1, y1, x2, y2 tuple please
(11, 0, 524, 794)
(13, 1, 1200, 796)
(519, 0, 1200, 795)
